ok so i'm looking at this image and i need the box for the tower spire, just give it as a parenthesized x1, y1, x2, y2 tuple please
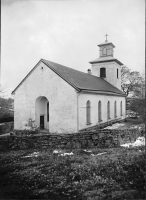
(105, 34, 109, 42)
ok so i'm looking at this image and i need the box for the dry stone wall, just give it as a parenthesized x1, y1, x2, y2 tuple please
(0, 128, 143, 151)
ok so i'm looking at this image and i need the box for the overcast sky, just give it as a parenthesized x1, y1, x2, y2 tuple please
(1, 0, 145, 97)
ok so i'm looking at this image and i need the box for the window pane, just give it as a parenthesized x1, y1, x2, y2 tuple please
(114, 101, 117, 118)
(120, 101, 122, 116)
(86, 101, 91, 124)
(98, 101, 102, 121)
(103, 47, 106, 55)
(107, 101, 110, 119)
(107, 49, 111, 56)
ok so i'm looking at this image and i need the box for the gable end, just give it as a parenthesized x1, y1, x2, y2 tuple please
(11, 59, 81, 95)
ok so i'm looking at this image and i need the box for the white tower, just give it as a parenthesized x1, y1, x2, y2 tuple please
(89, 35, 123, 90)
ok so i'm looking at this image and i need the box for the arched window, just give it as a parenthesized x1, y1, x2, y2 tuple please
(120, 101, 122, 116)
(114, 101, 117, 118)
(107, 101, 110, 119)
(47, 102, 49, 122)
(100, 68, 106, 78)
(103, 47, 107, 55)
(117, 69, 119, 78)
(86, 100, 91, 124)
(107, 48, 111, 56)
(98, 101, 102, 122)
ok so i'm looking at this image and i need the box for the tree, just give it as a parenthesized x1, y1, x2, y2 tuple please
(0, 84, 14, 119)
(121, 65, 144, 97)
(0, 97, 14, 119)
(129, 98, 145, 122)
(0, 84, 7, 95)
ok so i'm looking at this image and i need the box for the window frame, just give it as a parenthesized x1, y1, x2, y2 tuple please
(114, 101, 117, 118)
(100, 68, 106, 78)
(98, 101, 102, 122)
(103, 47, 107, 55)
(120, 101, 123, 116)
(86, 100, 91, 125)
(107, 101, 110, 119)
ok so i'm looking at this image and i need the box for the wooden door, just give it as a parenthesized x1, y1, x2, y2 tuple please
(40, 116, 44, 129)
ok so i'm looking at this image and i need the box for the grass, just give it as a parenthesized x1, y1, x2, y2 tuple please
(125, 117, 144, 125)
(0, 146, 145, 200)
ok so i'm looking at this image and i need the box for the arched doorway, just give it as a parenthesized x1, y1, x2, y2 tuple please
(35, 96, 49, 130)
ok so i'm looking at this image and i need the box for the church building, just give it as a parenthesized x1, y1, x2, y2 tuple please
(12, 39, 126, 133)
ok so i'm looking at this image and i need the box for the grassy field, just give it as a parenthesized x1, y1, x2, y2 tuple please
(0, 145, 145, 200)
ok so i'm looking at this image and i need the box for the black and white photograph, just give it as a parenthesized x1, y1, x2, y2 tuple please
(0, 0, 145, 199)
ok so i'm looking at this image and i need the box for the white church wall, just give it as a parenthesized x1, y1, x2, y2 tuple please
(91, 62, 121, 90)
(14, 62, 77, 133)
(78, 93, 126, 131)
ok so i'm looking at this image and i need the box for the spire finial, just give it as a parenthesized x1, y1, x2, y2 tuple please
(105, 34, 109, 42)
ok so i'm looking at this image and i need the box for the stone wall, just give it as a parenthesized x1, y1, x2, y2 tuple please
(0, 128, 143, 151)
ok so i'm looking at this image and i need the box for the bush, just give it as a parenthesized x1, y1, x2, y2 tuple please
(129, 99, 145, 122)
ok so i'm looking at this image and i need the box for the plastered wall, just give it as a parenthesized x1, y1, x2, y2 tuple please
(14, 62, 77, 133)
(78, 93, 126, 131)
(91, 61, 121, 90)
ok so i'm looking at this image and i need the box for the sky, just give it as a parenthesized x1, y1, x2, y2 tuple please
(1, 0, 145, 98)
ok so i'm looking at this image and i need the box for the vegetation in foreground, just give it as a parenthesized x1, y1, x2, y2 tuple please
(0, 146, 145, 200)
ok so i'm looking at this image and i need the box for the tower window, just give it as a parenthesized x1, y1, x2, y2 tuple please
(103, 47, 107, 55)
(100, 68, 106, 78)
(117, 69, 119, 78)
(107, 49, 111, 56)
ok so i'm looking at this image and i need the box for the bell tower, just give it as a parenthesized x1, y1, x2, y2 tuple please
(89, 35, 123, 90)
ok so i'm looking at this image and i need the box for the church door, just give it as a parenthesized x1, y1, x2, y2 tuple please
(40, 116, 44, 129)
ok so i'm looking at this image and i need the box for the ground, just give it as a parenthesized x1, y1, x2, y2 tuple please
(0, 118, 145, 199)
(0, 146, 145, 200)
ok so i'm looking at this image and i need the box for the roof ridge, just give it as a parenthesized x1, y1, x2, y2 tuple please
(42, 58, 108, 79)
(42, 59, 124, 95)
(42, 58, 92, 76)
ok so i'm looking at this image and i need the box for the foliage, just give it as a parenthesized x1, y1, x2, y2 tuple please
(128, 99, 146, 122)
(0, 146, 145, 199)
(24, 117, 40, 133)
(0, 84, 7, 95)
(0, 97, 14, 119)
(121, 65, 144, 97)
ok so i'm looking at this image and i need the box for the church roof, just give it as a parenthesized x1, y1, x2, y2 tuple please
(89, 56, 123, 65)
(42, 59, 125, 96)
(98, 41, 115, 48)
(12, 59, 125, 96)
